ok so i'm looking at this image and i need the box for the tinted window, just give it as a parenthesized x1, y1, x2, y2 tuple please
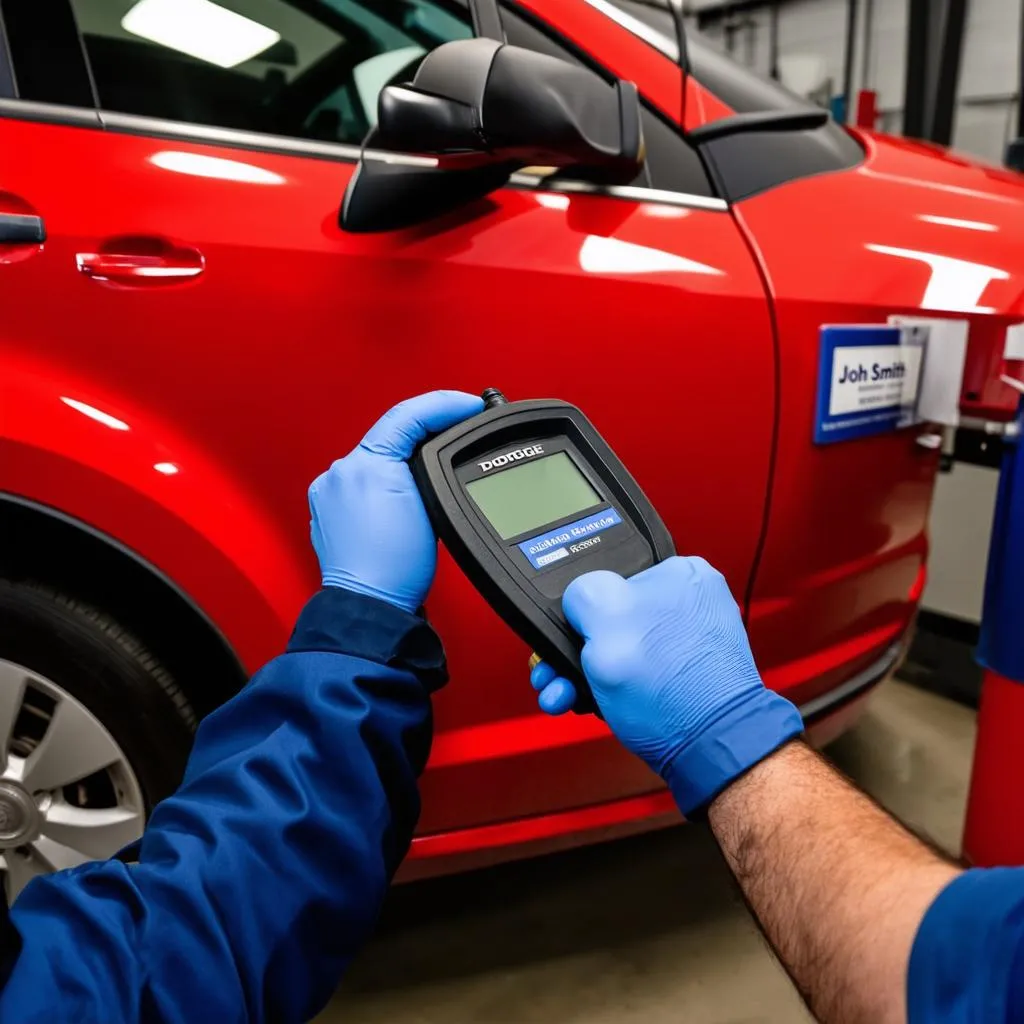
(602, 0, 863, 199)
(66, 0, 471, 145)
(501, 6, 714, 198)
(2, 0, 94, 106)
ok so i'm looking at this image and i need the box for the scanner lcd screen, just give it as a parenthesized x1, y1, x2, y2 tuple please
(466, 451, 601, 540)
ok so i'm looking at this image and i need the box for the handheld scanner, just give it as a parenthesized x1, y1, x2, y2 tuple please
(411, 390, 675, 710)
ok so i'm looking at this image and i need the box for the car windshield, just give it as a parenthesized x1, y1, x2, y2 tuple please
(603, 0, 814, 114)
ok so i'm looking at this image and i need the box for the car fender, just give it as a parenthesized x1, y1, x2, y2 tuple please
(1, 357, 313, 672)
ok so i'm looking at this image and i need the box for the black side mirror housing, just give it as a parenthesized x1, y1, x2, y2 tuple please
(341, 38, 644, 233)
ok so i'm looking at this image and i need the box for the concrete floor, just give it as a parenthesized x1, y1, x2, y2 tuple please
(318, 680, 975, 1023)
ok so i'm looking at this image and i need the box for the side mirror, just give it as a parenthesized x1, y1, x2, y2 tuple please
(1007, 138, 1024, 173)
(341, 38, 644, 233)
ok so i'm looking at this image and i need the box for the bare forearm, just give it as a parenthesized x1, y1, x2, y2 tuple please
(708, 741, 960, 1024)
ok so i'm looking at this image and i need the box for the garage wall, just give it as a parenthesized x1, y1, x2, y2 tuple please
(690, 8, 772, 75)
(693, 0, 849, 97)
(776, 0, 847, 96)
(866, 0, 910, 119)
(954, 0, 1020, 162)
(923, 465, 998, 624)
(690, 0, 1021, 164)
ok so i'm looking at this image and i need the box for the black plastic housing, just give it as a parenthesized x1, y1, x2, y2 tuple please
(341, 37, 644, 234)
(412, 399, 675, 710)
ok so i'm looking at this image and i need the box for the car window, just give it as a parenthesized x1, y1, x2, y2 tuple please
(501, 6, 715, 198)
(0, 0, 96, 106)
(685, 35, 812, 115)
(600, 0, 863, 200)
(604, 0, 812, 114)
(64, 0, 471, 145)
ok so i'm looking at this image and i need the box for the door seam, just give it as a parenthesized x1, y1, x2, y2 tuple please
(730, 203, 783, 628)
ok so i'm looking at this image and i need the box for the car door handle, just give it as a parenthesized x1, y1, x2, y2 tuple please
(76, 249, 205, 284)
(0, 213, 45, 244)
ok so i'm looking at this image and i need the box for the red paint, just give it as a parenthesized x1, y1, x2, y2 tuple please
(5, 4, 1020, 871)
(408, 790, 681, 864)
(736, 128, 1024, 709)
(909, 564, 928, 605)
(403, 684, 885, 877)
(963, 671, 1024, 866)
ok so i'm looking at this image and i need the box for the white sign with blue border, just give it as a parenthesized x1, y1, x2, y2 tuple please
(814, 325, 927, 444)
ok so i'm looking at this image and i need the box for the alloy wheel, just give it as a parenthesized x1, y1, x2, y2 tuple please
(0, 659, 144, 904)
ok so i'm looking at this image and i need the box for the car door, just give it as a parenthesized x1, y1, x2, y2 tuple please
(571, 0, 945, 716)
(0, 0, 776, 832)
(678, 30, 946, 709)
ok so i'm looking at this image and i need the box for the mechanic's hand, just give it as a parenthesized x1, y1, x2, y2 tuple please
(530, 558, 804, 814)
(309, 390, 484, 613)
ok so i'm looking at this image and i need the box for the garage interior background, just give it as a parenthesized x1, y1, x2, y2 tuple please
(686, 0, 1018, 706)
(686, 0, 1018, 166)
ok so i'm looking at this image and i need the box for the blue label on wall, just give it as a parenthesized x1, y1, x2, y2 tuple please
(518, 508, 623, 570)
(814, 325, 926, 445)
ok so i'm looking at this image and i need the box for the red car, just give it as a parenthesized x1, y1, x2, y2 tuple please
(1, 0, 1021, 901)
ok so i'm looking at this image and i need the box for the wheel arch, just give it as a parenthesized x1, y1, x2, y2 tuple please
(1, 357, 317, 709)
(0, 495, 248, 718)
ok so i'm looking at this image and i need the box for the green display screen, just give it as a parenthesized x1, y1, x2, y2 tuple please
(466, 452, 601, 540)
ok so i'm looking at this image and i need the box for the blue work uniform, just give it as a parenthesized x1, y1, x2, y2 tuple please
(910, 869, 1024, 1021)
(0, 587, 446, 1024)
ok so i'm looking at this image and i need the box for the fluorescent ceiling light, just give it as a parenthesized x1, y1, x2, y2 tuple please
(122, 0, 281, 69)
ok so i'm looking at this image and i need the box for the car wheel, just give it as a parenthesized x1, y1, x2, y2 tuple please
(0, 580, 196, 904)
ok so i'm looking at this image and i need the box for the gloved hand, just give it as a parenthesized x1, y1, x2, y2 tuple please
(530, 557, 804, 815)
(308, 390, 484, 613)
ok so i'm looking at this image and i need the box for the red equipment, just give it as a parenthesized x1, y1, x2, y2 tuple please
(855, 89, 879, 129)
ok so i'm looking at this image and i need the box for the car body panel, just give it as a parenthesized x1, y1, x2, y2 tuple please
(0, 97, 775, 834)
(2, 352, 305, 673)
(401, 675, 886, 878)
(736, 129, 1024, 708)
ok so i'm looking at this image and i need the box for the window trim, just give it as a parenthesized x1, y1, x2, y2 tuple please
(509, 172, 726, 211)
(0, 96, 98, 128)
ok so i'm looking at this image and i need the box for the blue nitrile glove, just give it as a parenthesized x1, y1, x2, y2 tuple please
(530, 557, 804, 815)
(309, 390, 484, 613)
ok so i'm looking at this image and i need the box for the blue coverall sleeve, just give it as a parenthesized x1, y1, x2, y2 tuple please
(908, 867, 1024, 1022)
(0, 587, 447, 1024)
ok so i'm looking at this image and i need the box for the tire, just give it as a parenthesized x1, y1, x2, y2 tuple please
(0, 580, 196, 899)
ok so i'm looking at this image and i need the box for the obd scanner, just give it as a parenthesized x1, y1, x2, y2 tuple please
(412, 389, 675, 710)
